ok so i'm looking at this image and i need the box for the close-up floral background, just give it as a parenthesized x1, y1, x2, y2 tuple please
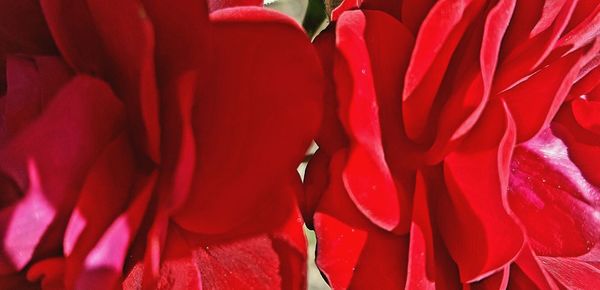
(0, 0, 598, 289)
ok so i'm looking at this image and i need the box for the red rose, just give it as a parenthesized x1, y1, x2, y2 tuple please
(304, 0, 600, 288)
(0, 0, 323, 289)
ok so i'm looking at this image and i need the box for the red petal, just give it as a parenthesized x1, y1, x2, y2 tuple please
(0, 0, 56, 91)
(207, 0, 263, 12)
(0, 272, 39, 290)
(400, 0, 436, 35)
(571, 98, 600, 135)
(334, 10, 409, 232)
(405, 171, 435, 290)
(0, 56, 71, 141)
(313, 25, 348, 154)
(499, 39, 599, 142)
(509, 127, 600, 257)
(441, 101, 524, 282)
(469, 265, 510, 290)
(62, 133, 136, 289)
(142, 0, 209, 229)
(553, 103, 600, 185)
(75, 172, 156, 290)
(314, 150, 408, 289)
(130, 224, 285, 290)
(41, 0, 161, 162)
(26, 258, 65, 289)
(0, 0, 54, 53)
(302, 149, 331, 229)
(494, 0, 577, 91)
(511, 245, 559, 290)
(402, 0, 485, 144)
(554, 1, 600, 56)
(330, 0, 364, 21)
(270, 197, 307, 290)
(0, 76, 125, 273)
(172, 7, 322, 234)
(427, 0, 516, 163)
(539, 255, 600, 289)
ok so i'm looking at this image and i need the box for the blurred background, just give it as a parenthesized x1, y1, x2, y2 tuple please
(265, 1, 330, 289)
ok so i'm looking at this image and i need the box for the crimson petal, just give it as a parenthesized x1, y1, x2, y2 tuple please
(0, 76, 125, 273)
(441, 101, 524, 282)
(402, 0, 485, 144)
(172, 7, 322, 234)
(314, 150, 408, 289)
(334, 10, 408, 232)
(41, 0, 161, 162)
(509, 127, 600, 256)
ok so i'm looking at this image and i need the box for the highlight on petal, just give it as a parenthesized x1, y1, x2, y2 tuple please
(334, 10, 408, 232)
(509, 127, 600, 257)
(0, 76, 125, 273)
(402, 0, 486, 144)
(75, 172, 156, 290)
(427, 0, 516, 163)
(314, 150, 409, 289)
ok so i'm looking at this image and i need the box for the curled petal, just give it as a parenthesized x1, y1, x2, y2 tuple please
(75, 172, 156, 290)
(402, 0, 485, 144)
(499, 39, 600, 142)
(441, 101, 524, 282)
(62, 133, 136, 289)
(41, 0, 161, 161)
(314, 150, 408, 289)
(509, 127, 600, 257)
(0, 76, 125, 273)
(427, 0, 516, 163)
(494, 0, 578, 91)
(334, 10, 409, 232)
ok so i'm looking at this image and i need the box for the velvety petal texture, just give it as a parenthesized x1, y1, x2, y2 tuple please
(308, 0, 600, 288)
(1, 0, 323, 289)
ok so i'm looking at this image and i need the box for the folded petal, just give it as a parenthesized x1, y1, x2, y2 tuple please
(499, 39, 599, 142)
(402, 0, 486, 144)
(314, 150, 409, 289)
(313, 26, 348, 154)
(62, 133, 136, 289)
(493, 0, 578, 91)
(0, 56, 71, 142)
(510, 245, 558, 290)
(553, 103, 600, 185)
(41, 0, 161, 161)
(0, 76, 125, 273)
(173, 7, 323, 234)
(442, 101, 524, 282)
(334, 10, 409, 232)
(469, 265, 510, 290)
(75, 172, 156, 290)
(509, 127, 600, 257)
(427, 0, 516, 163)
(405, 171, 435, 290)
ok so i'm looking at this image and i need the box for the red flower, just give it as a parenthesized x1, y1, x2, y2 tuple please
(304, 0, 600, 288)
(0, 0, 322, 289)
